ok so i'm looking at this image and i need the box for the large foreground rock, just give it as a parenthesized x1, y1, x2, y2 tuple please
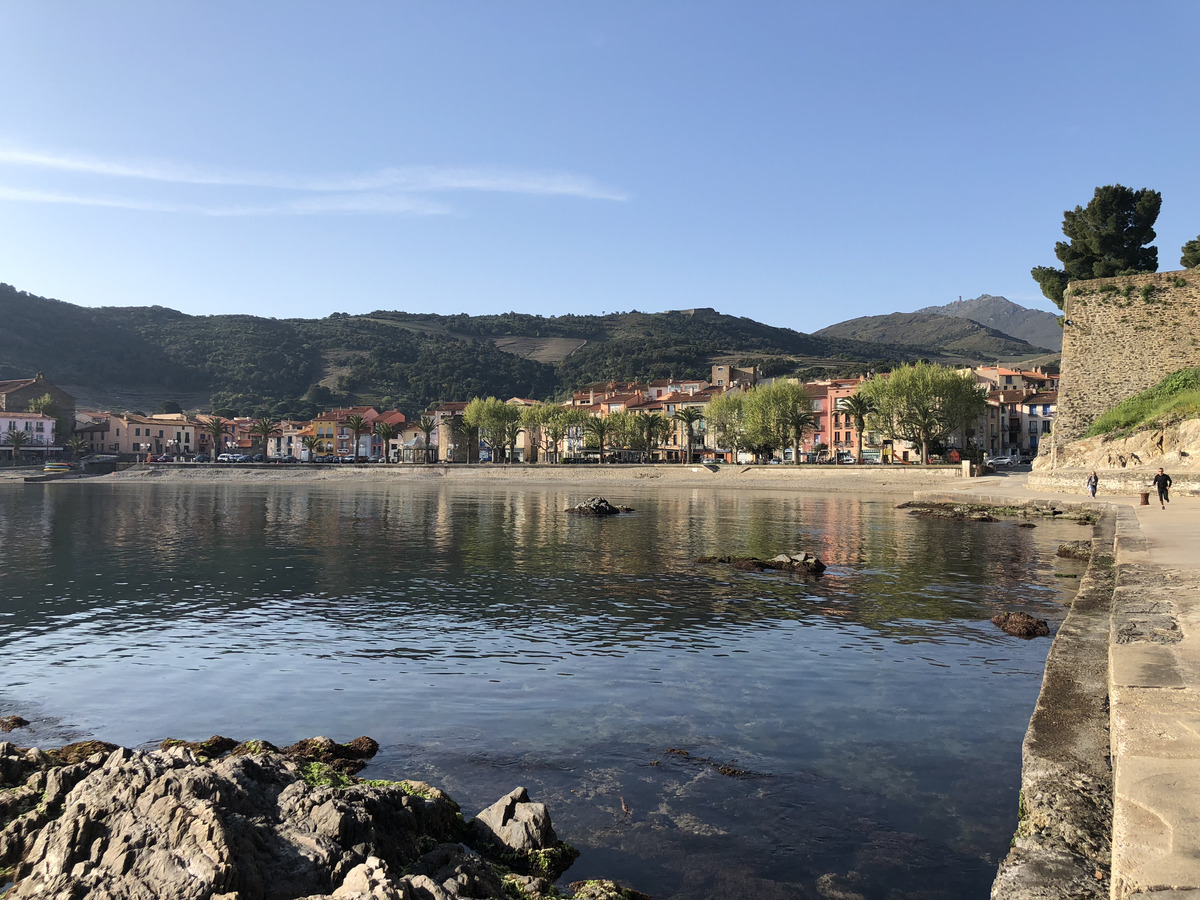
(0, 737, 644, 900)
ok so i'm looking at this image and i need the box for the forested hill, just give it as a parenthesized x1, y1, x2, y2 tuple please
(0, 282, 1042, 418)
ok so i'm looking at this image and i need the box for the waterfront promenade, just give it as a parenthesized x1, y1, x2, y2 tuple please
(918, 471, 1200, 900)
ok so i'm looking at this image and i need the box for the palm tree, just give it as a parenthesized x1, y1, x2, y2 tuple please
(841, 393, 877, 464)
(502, 419, 524, 464)
(66, 435, 88, 459)
(781, 409, 815, 465)
(636, 412, 669, 462)
(249, 417, 282, 458)
(202, 417, 227, 462)
(344, 414, 368, 463)
(418, 416, 437, 464)
(3, 427, 30, 464)
(672, 406, 705, 464)
(373, 421, 397, 463)
(582, 416, 611, 462)
(301, 434, 321, 462)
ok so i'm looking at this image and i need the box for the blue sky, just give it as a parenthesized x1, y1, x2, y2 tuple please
(1, 2, 1197, 333)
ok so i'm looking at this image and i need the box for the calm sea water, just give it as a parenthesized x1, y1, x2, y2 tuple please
(0, 481, 1087, 899)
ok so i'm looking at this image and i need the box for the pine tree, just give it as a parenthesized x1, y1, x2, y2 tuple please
(1032, 184, 1161, 309)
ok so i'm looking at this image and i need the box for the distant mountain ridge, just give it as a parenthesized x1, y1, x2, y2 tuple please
(917, 294, 1062, 352)
(814, 311, 1050, 359)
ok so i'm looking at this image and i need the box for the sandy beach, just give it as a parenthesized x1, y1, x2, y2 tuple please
(5, 461, 973, 493)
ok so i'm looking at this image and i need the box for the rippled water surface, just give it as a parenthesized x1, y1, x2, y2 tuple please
(0, 481, 1088, 898)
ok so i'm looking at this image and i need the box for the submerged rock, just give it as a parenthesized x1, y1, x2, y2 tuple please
(992, 611, 1051, 638)
(1057, 541, 1093, 561)
(0, 716, 29, 733)
(0, 735, 618, 900)
(697, 552, 826, 575)
(566, 497, 633, 516)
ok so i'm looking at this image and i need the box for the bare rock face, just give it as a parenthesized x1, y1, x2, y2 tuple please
(566, 497, 633, 516)
(992, 611, 1051, 638)
(0, 737, 602, 900)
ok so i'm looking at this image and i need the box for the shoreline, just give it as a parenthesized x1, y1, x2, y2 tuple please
(7, 461, 968, 493)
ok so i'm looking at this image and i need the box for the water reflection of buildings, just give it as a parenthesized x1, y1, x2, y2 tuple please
(21, 484, 1074, 648)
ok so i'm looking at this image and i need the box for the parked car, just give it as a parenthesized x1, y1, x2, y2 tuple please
(987, 456, 1013, 467)
(277, 455, 299, 463)
(251, 453, 264, 462)
(153, 455, 174, 462)
(192, 453, 210, 463)
(236, 454, 254, 463)
(217, 453, 238, 462)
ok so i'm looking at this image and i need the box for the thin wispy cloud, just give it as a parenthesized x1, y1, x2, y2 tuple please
(0, 185, 452, 217)
(0, 146, 630, 212)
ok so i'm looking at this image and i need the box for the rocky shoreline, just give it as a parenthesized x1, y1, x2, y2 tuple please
(0, 728, 648, 900)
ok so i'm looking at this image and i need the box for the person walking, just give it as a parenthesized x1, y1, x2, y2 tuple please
(1152, 468, 1172, 509)
(1087, 471, 1099, 498)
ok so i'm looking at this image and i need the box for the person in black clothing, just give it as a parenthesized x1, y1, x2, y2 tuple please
(1152, 468, 1172, 509)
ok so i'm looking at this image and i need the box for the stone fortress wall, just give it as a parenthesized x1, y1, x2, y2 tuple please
(1050, 268, 1200, 461)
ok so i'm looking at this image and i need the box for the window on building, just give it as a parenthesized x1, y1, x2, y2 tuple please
(1042, 421, 1052, 433)
(1042, 405, 1051, 416)
(35, 422, 44, 432)
(135, 428, 141, 436)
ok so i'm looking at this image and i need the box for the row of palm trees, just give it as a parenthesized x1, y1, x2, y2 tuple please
(224, 399, 842, 466)
(200, 414, 445, 463)
(544, 406, 706, 464)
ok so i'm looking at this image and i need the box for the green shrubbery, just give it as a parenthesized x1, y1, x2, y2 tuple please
(1086, 367, 1200, 437)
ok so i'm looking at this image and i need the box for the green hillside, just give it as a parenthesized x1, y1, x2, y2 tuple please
(0, 283, 1050, 418)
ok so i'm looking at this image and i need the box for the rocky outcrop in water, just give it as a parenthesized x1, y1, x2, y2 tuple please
(697, 552, 826, 575)
(0, 736, 646, 900)
(566, 497, 633, 516)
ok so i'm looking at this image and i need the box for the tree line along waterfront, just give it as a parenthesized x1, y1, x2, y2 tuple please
(4, 360, 1055, 468)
